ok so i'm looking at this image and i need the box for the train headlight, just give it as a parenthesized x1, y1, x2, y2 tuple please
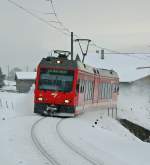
(57, 60, 61, 64)
(37, 97, 43, 101)
(64, 99, 70, 104)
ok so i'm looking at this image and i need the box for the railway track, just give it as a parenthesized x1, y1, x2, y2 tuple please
(31, 117, 61, 165)
(56, 119, 103, 165)
(31, 117, 103, 165)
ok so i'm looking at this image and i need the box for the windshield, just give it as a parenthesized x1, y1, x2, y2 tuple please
(39, 68, 74, 92)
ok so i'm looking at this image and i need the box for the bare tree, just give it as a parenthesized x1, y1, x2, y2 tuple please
(0, 67, 5, 88)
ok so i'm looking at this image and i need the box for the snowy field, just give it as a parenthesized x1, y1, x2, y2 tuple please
(118, 84, 150, 130)
(0, 84, 150, 165)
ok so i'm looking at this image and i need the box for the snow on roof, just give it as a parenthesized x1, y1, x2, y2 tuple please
(4, 80, 16, 86)
(84, 53, 150, 82)
(118, 68, 150, 82)
(15, 72, 36, 80)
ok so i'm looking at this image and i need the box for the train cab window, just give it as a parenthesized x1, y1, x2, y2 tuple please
(39, 68, 74, 92)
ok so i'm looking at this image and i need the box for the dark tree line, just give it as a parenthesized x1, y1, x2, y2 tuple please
(0, 67, 5, 88)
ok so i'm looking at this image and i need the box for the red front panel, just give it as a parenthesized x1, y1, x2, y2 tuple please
(34, 66, 78, 107)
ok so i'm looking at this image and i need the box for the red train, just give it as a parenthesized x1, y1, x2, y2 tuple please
(34, 52, 119, 117)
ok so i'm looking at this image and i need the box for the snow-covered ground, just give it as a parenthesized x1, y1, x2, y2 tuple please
(118, 84, 150, 130)
(1, 80, 16, 92)
(0, 83, 150, 165)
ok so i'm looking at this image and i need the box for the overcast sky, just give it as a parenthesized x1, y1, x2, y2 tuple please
(0, 0, 150, 74)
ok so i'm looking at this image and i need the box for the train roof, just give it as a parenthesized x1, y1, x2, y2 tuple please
(39, 56, 119, 79)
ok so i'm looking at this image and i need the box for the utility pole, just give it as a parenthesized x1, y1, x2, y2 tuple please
(136, 66, 150, 69)
(71, 32, 74, 60)
(7, 65, 9, 80)
(26, 66, 29, 72)
(101, 49, 104, 59)
(96, 49, 105, 59)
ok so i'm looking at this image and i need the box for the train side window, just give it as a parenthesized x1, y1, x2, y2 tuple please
(108, 83, 112, 99)
(76, 80, 80, 93)
(117, 85, 119, 92)
(101, 83, 104, 99)
(85, 80, 88, 100)
(107, 83, 110, 99)
(90, 81, 92, 100)
(105, 83, 107, 99)
(114, 84, 119, 93)
(82, 84, 85, 92)
(79, 80, 82, 93)
(112, 83, 118, 93)
(88, 81, 91, 100)
(106, 83, 108, 99)
(87, 81, 90, 100)
(99, 83, 102, 99)
(80, 80, 84, 93)
(92, 81, 94, 98)
(101, 83, 103, 99)
(112, 84, 115, 93)
(104, 82, 108, 99)
(103, 83, 106, 99)
(111, 84, 114, 94)
(98, 83, 100, 98)
(109, 83, 112, 99)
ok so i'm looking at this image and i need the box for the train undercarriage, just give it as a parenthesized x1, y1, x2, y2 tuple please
(34, 103, 75, 117)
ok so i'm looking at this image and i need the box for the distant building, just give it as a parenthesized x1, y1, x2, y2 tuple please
(15, 72, 36, 93)
(119, 73, 150, 109)
(119, 72, 150, 96)
(120, 73, 150, 90)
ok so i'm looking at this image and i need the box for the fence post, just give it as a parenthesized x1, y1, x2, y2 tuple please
(116, 107, 117, 118)
(108, 107, 109, 116)
(6, 101, 8, 109)
(0, 99, 2, 107)
(112, 107, 113, 118)
(11, 102, 14, 110)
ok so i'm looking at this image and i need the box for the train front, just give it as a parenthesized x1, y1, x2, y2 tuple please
(34, 55, 77, 117)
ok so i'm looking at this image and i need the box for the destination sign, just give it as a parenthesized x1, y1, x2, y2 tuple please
(40, 69, 73, 75)
(47, 69, 68, 74)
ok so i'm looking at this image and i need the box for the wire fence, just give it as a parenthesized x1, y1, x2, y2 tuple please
(0, 98, 14, 112)
(107, 107, 118, 118)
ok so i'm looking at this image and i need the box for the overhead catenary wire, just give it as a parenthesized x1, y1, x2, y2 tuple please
(90, 41, 150, 61)
(7, 0, 150, 61)
(24, 8, 56, 15)
(7, 0, 70, 37)
(46, 1, 150, 61)
(47, 0, 70, 32)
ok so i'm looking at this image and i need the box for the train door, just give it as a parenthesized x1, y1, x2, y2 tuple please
(76, 72, 85, 111)
(93, 74, 99, 103)
(111, 79, 119, 104)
